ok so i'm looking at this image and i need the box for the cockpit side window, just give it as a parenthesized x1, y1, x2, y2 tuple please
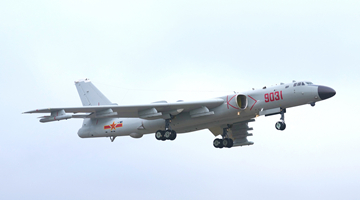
(285, 85, 289, 88)
(293, 83, 297, 87)
(297, 82, 301, 86)
(306, 82, 313, 85)
(301, 82, 305, 85)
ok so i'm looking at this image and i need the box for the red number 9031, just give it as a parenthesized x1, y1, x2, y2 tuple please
(264, 91, 283, 102)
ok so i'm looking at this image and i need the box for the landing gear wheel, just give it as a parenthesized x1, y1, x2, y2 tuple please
(155, 130, 165, 140)
(155, 117, 178, 141)
(213, 125, 235, 149)
(164, 130, 172, 140)
(213, 139, 223, 148)
(222, 138, 229, 147)
(275, 121, 286, 131)
(228, 138, 234, 148)
(169, 130, 177, 140)
(221, 138, 234, 148)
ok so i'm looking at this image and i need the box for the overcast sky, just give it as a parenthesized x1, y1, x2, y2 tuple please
(1, 1, 359, 199)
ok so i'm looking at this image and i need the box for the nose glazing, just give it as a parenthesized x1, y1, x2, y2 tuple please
(318, 86, 336, 100)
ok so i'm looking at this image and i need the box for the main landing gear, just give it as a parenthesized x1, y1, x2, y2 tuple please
(213, 125, 234, 149)
(155, 118, 177, 141)
(275, 108, 286, 131)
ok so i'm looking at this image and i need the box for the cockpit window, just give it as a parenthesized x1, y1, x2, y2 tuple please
(285, 85, 289, 88)
(297, 82, 301, 86)
(306, 82, 313, 85)
(293, 83, 297, 87)
(301, 82, 305, 85)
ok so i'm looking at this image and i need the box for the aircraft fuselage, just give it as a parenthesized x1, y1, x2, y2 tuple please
(77, 81, 334, 140)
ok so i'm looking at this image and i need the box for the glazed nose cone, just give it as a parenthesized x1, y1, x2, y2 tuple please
(318, 86, 336, 100)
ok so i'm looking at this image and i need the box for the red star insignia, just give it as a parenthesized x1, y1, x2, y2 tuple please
(110, 121, 117, 131)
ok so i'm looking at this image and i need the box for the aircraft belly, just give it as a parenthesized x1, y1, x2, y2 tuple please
(175, 115, 255, 133)
(141, 119, 165, 132)
(168, 103, 257, 134)
(78, 118, 146, 138)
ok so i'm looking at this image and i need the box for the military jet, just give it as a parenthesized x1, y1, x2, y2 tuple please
(24, 79, 336, 148)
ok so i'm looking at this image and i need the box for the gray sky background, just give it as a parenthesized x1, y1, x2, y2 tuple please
(1, 1, 359, 199)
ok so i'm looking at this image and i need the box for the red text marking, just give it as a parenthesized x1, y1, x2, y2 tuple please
(265, 91, 283, 103)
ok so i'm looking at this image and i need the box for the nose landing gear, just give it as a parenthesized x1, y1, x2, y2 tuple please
(275, 108, 286, 131)
(275, 121, 286, 130)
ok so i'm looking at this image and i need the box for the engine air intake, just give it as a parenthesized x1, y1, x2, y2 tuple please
(236, 95, 248, 110)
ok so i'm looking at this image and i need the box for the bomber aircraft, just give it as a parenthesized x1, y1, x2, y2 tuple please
(24, 79, 336, 148)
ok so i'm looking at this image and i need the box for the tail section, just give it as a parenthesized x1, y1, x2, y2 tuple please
(75, 78, 112, 106)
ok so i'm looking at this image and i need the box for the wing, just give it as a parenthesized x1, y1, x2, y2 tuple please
(209, 119, 255, 147)
(23, 99, 225, 120)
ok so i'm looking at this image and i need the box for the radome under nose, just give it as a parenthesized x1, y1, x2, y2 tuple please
(318, 86, 336, 100)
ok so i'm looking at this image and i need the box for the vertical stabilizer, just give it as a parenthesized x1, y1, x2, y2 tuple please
(75, 78, 112, 106)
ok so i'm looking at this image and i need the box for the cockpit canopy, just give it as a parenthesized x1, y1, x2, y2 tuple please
(293, 81, 313, 87)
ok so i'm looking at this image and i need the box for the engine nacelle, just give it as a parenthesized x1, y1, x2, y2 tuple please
(235, 94, 248, 110)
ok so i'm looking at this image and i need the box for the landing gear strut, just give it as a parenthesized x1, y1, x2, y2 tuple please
(275, 108, 286, 131)
(155, 118, 177, 141)
(213, 125, 234, 148)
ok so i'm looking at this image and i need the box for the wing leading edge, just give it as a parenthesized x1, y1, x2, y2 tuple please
(23, 99, 225, 119)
